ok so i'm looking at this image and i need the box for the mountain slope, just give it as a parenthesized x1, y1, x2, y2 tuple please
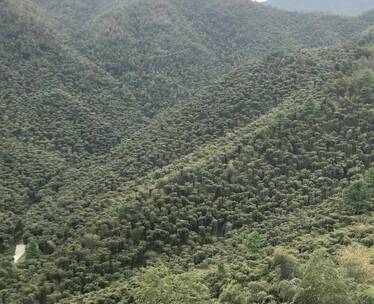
(3, 0, 370, 253)
(0, 0, 147, 251)
(50, 45, 368, 200)
(2, 42, 373, 303)
(266, 0, 374, 16)
(0, 0, 145, 158)
(65, 54, 374, 302)
(34, 0, 372, 116)
(66, 179, 374, 304)
(0, 1, 373, 303)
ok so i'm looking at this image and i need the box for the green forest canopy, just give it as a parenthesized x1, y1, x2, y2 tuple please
(0, 0, 373, 303)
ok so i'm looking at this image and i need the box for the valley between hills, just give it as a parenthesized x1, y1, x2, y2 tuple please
(0, 0, 373, 303)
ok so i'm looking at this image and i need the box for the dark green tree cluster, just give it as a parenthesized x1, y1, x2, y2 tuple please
(343, 167, 374, 213)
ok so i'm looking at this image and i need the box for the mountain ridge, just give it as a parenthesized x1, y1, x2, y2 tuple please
(266, 0, 374, 16)
(32, 0, 374, 116)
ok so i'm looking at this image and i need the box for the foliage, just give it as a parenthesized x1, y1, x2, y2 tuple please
(273, 247, 300, 280)
(276, 279, 300, 303)
(51, 45, 371, 200)
(34, 0, 373, 115)
(25, 240, 40, 260)
(343, 169, 374, 213)
(294, 251, 353, 304)
(218, 281, 247, 304)
(356, 69, 374, 104)
(338, 244, 374, 283)
(2, 44, 373, 301)
(343, 180, 371, 212)
(0, 1, 374, 303)
(130, 266, 213, 304)
(357, 286, 374, 304)
(244, 231, 267, 256)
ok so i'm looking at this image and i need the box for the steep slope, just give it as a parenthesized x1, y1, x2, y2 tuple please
(2, 0, 370, 253)
(32, 0, 116, 29)
(0, 0, 143, 156)
(266, 0, 374, 16)
(0, 0, 146, 251)
(66, 56, 374, 302)
(50, 45, 368, 200)
(2, 45, 353, 270)
(2, 42, 373, 303)
(34, 0, 372, 116)
(1, 2, 373, 303)
(66, 176, 374, 304)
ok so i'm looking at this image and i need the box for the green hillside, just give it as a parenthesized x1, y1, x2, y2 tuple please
(0, 0, 145, 157)
(34, 0, 372, 116)
(0, 1, 373, 303)
(50, 45, 369, 200)
(1, 40, 373, 302)
(66, 47, 374, 302)
(266, 0, 374, 16)
(0, 0, 145, 251)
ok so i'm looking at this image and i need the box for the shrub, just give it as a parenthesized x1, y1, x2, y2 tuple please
(273, 247, 301, 280)
(343, 180, 371, 213)
(294, 251, 353, 304)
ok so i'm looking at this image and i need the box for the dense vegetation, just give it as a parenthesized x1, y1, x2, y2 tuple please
(266, 0, 374, 16)
(1, 41, 374, 303)
(0, 0, 149, 252)
(0, 0, 144, 156)
(47, 45, 371, 200)
(34, 0, 373, 115)
(0, 0, 373, 303)
(64, 50, 374, 302)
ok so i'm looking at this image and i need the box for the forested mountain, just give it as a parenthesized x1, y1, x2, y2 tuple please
(2, 39, 374, 303)
(0, 0, 145, 255)
(266, 0, 374, 16)
(2, 0, 371, 253)
(33, 0, 372, 115)
(0, 0, 146, 156)
(0, 0, 374, 303)
(48, 45, 369, 199)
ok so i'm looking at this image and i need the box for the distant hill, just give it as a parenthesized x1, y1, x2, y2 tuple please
(266, 0, 374, 16)
(34, 0, 372, 116)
